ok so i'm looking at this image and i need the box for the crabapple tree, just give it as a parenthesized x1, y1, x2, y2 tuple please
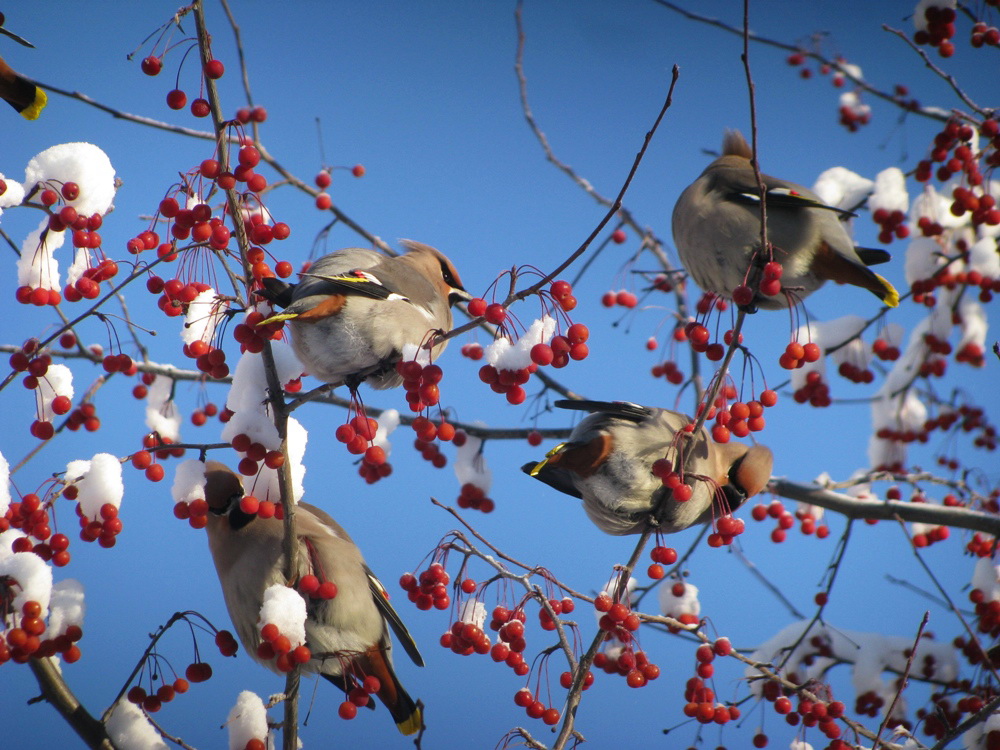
(2, 2, 999, 750)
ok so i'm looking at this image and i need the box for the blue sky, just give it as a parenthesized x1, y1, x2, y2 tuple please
(3, 2, 997, 748)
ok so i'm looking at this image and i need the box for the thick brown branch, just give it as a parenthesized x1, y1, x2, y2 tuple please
(770, 478, 1000, 537)
(29, 658, 116, 750)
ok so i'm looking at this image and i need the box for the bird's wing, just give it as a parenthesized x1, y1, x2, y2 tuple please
(721, 170, 858, 217)
(553, 399, 653, 423)
(297, 268, 409, 302)
(256, 277, 295, 308)
(521, 460, 584, 499)
(366, 567, 424, 667)
(855, 247, 892, 266)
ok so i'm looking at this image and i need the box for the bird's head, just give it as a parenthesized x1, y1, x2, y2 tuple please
(203, 461, 256, 531)
(398, 240, 471, 306)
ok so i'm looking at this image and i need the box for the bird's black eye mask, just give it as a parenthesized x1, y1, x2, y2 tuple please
(209, 490, 257, 531)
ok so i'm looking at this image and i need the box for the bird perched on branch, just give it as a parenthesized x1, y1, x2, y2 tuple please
(258, 240, 469, 389)
(202, 462, 424, 735)
(522, 400, 773, 536)
(0, 19, 46, 120)
(671, 130, 898, 311)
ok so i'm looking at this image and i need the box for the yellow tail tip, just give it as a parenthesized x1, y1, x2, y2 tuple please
(877, 274, 899, 308)
(20, 87, 46, 120)
(396, 707, 422, 736)
(257, 312, 297, 326)
(529, 442, 567, 476)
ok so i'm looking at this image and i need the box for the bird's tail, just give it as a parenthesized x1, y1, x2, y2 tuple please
(360, 644, 423, 735)
(0, 55, 45, 119)
(813, 242, 900, 308)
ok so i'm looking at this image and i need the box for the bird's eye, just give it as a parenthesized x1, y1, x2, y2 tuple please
(439, 260, 462, 289)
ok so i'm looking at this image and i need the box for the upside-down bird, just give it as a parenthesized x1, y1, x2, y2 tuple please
(522, 400, 773, 536)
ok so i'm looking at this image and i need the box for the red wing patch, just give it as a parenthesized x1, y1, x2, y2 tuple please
(294, 294, 348, 322)
(546, 434, 613, 478)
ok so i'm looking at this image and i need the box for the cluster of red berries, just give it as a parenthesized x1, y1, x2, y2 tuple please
(189, 401, 219, 427)
(334, 413, 391, 484)
(650, 350, 685, 384)
(233, 492, 283, 521)
(836, 358, 874, 384)
(682, 321, 725, 362)
(126, 676, 190, 714)
(66, 499, 124, 549)
(478, 323, 590, 406)
(231, 432, 287, 481)
(456, 481, 494, 513)
(737, 260, 784, 306)
(298, 573, 338, 602)
(397, 360, 444, 413)
(459, 342, 484, 360)
(14, 182, 106, 307)
(0, 600, 82, 666)
(971, 20, 1000, 47)
(792, 505, 831, 538)
(146, 275, 210, 319)
(400, 562, 450, 611)
(63, 257, 120, 304)
(132, 432, 186, 483)
(413, 435, 449, 470)
(236, 310, 285, 354)
(750, 499, 830, 543)
(3, 493, 70, 566)
(126, 658, 215, 713)
(871, 336, 901, 361)
(513, 686, 562, 726)
(779, 340, 822, 370)
(912, 260, 1000, 310)
(872, 207, 909, 244)
(601, 288, 639, 308)
(950, 186, 1000, 227)
(337, 675, 382, 721)
(487, 605, 531, 675)
(793, 371, 831, 407)
(646, 545, 677, 580)
(913, 4, 957, 56)
(593, 644, 660, 690)
(918, 689, 992, 743)
(682, 674, 739, 727)
(785, 50, 856, 88)
(712, 387, 777, 442)
(184, 338, 230, 380)
(916, 119, 997, 185)
(441, 616, 491, 657)
(257, 621, 310, 673)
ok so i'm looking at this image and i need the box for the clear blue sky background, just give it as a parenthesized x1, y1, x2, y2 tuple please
(3, 2, 996, 748)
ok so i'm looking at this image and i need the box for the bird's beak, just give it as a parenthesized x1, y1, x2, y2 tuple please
(450, 288, 473, 305)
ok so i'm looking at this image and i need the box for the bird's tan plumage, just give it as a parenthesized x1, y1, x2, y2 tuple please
(672, 130, 898, 310)
(202, 462, 423, 735)
(523, 401, 773, 536)
(257, 241, 468, 390)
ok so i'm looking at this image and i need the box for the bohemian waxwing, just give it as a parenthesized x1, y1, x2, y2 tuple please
(522, 400, 773, 536)
(258, 240, 469, 389)
(671, 130, 899, 311)
(0, 23, 46, 120)
(202, 462, 424, 735)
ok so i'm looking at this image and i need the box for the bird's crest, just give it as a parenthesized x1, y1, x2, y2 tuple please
(722, 129, 752, 159)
